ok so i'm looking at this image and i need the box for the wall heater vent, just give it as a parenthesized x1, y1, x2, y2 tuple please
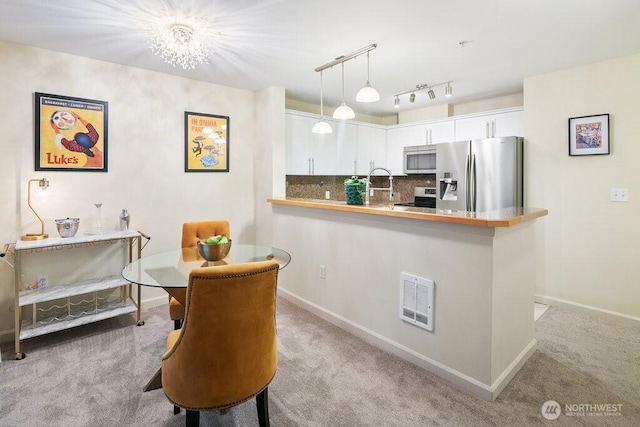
(400, 272, 434, 331)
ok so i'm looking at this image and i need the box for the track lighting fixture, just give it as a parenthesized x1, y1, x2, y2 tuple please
(445, 83, 453, 97)
(312, 70, 332, 134)
(392, 81, 453, 109)
(355, 51, 380, 103)
(332, 62, 355, 120)
(312, 44, 377, 129)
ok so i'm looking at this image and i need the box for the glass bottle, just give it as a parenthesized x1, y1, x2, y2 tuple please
(94, 202, 103, 233)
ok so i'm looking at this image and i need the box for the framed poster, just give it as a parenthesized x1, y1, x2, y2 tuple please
(184, 111, 229, 172)
(35, 92, 108, 171)
(568, 113, 610, 156)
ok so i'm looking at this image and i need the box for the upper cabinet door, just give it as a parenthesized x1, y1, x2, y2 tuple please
(387, 127, 407, 175)
(491, 110, 523, 137)
(356, 126, 387, 175)
(286, 114, 317, 174)
(454, 115, 491, 140)
(454, 109, 523, 140)
(315, 121, 357, 175)
(426, 120, 455, 144)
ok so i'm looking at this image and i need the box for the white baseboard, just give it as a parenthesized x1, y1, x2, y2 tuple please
(278, 288, 534, 401)
(535, 294, 640, 326)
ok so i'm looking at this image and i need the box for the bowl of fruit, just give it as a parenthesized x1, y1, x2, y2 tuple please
(197, 235, 231, 261)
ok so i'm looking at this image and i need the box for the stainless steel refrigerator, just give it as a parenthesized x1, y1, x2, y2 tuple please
(435, 137, 523, 212)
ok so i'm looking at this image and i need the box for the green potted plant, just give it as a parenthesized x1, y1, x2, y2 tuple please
(344, 176, 368, 205)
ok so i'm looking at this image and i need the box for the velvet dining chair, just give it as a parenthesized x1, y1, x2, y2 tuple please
(169, 220, 231, 329)
(161, 260, 280, 427)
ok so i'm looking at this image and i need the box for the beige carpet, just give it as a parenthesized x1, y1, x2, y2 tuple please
(1, 297, 638, 426)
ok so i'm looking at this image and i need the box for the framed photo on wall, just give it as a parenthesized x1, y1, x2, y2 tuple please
(568, 113, 610, 156)
(35, 92, 108, 171)
(184, 111, 229, 172)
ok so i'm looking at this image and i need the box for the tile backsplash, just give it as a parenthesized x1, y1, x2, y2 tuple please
(286, 174, 436, 204)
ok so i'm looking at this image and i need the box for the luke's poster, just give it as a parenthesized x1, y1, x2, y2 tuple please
(35, 92, 108, 171)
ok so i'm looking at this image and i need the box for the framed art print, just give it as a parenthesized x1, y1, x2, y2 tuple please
(35, 92, 108, 171)
(185, 111, 229, 172)
(568, 113, 609, 156)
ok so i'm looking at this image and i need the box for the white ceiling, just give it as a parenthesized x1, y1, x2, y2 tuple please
(1, 0, 639, 117)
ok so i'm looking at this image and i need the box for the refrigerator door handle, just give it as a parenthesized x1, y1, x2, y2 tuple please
(471, 154, 477, 211)
(465, 154, 471, 210)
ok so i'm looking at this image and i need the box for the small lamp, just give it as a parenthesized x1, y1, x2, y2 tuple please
(21, 178, 49, 241)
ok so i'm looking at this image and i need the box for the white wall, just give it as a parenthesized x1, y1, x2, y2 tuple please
(525, 53, 640, 320)
(0, 41, 264, 337)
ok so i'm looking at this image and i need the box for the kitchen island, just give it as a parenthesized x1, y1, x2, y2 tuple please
(267, 198, 547, 400)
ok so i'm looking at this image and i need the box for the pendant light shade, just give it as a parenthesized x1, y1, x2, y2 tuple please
(333, 102, 355, 120)
(355, 51, 380, 103)
(333, 63, 355, 120)
(312, 70, 333, 134)
(312, 120, 332, 134)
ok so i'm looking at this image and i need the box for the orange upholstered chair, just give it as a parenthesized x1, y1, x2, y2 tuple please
(169, 220, 231, 329)
(162, 260, 280, 427)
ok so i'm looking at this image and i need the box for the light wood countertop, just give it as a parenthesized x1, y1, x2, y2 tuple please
(267, 198, 548, 227)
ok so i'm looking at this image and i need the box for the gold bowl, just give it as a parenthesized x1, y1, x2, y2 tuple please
(197, 240, 232, 261)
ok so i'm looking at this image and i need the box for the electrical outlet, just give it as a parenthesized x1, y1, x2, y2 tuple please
(610, 188, 629, 202)
(325, 190, 330, 199)
(319, 265, 326, 279)
(36, 275, 48, 288)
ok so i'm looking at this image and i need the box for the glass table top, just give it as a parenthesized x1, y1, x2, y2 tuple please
(122, 244, 291, 288)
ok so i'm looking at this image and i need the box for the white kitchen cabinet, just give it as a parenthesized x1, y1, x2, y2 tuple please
(324, 121, 357, 175)
(356, 125, 387, 175)
(386, 127, 407, 175)
(285, 113, 320, 175)
(285, 113, 357, 175)
(454, 109, 523, 140)
(425, 119, 455, 144)
(7, 230, 146, 359)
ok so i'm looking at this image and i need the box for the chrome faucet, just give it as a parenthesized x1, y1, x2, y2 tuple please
(366, 167, 394, 206)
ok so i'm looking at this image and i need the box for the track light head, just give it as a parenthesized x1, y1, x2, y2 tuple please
(427, 89, 436, 100)
(394, 97, 400, 109)
(445, 83, 452, 97)
(409, 92, 416, 103)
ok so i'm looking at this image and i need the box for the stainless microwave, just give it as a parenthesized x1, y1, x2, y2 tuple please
(403, 145, 437, 174)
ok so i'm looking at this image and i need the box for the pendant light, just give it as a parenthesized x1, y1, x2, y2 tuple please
(355, 51, 380, 103)
(312, 71, 332, 134)
(333, 62, 355, 120)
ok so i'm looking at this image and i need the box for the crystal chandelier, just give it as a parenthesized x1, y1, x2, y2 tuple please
(149, 17, 213, 70)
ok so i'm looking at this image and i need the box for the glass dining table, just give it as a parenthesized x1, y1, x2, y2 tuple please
(121, 243, 291, 391)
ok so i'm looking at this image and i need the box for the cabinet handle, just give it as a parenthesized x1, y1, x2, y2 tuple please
(485, 121, 490, 138)
(354, 160, 357, 175)
(312, 157, 315, 175)
(492, 120, 496, 137)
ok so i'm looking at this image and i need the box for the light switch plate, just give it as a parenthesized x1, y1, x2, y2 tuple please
(610, 188, 629, 202)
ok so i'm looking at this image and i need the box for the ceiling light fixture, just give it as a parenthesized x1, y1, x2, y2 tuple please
(312, 71, 332, 134)
(332, 62, 355, 120)
(355, 51, 380, 103)
(313, 44, 377, 127)
(148, 14, 216, 70)
(393, 81, 453, 108)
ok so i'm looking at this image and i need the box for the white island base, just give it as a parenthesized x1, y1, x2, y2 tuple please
(268, 199, 546, 400)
